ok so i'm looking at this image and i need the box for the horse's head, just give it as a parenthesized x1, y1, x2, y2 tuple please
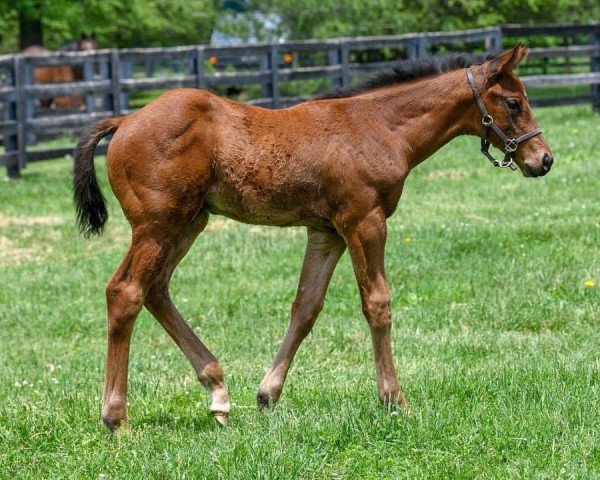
(470, 45, 553, 177)
(78, 33, 97, 51)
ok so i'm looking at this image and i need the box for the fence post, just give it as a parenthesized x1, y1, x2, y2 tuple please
(4, 57, 20, 179)
(271, 44, 280, 107)
(119, 57, 132, 112)
(259, 47, 273, 106)
(592, 32, 600, 113)
(328, 45, 343, 89)
(109, 50, 122, 116)
(408, 36, 428, 59)
(340, 42, 350, 87)
(15, 56, 28, 174)
(195, 46, 206, 89)
(407, 39, 417, 60)
(83, 58, 95, 113)
(485, 27, 503, 53)
(418, 37, 429, 58)
(101, 57, 111, 113)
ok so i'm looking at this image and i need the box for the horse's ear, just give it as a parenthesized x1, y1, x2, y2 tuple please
(485, 44, 529, 85)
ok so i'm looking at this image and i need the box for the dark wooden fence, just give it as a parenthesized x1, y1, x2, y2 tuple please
(1, 23, 599, 178)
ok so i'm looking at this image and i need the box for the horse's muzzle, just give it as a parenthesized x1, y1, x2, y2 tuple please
(525, 153, 554, 177)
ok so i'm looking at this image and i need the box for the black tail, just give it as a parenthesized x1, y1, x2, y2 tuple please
(73, 118, 122, 237)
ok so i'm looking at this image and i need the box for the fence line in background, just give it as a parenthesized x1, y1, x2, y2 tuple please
(1, 23, 599, 178)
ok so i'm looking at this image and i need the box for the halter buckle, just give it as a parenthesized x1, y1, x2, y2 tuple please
(482, 115, 493, 126)
(504, 139, 518, 153)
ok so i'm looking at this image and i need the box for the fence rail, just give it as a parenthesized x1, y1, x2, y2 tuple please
(1, 23, 599, 178)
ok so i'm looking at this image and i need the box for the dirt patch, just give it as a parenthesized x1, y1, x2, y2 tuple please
(426, 169, 470, 181)
(205, 219, 237, 233)
(0, 236, 43, 265)
(249, 225, 302, 239)
(0, 214, 65, 228)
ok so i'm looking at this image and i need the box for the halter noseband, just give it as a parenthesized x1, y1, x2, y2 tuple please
(466, 68, 542, 171)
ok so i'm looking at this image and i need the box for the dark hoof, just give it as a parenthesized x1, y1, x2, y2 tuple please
(101, 415, 129, 434)
(256, 391, 274, 410)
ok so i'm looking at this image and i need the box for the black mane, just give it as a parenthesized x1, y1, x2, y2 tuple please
(317, 52, 495, 100)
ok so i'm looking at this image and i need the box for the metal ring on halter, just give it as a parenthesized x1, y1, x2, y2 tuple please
(505, 139, 518, 152)
(482, 115, 493, 126)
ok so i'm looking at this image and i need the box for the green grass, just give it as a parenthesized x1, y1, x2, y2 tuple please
(1, 104, 599, 479)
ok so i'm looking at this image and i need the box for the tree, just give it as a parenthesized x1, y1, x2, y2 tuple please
(18, 2, 43, 49)
(0, 0, 217, 53)
(2, 0, 600, 54)
(241, 0, 600, 40)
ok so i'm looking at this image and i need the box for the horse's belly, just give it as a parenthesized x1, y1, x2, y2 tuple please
(204, 181, 328, 228)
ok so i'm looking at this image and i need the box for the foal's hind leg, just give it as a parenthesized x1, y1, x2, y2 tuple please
(102, 226, 168, 432)
(144, 211, 230, 425)
(257, 228, 346, 408)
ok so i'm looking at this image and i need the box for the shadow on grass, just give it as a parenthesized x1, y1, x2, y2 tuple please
(135, 408, 221, 431)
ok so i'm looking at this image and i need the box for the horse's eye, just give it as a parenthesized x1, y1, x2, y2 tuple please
(506, 99, 521, 111)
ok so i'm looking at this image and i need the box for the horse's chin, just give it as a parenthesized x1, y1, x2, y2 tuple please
(522, 161, 549, 178)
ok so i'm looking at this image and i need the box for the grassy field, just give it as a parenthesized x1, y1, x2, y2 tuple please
(0, 104, 599, 479)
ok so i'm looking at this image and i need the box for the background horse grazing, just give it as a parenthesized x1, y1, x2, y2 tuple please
(73, 45, 553, 432)
(21, 34, 97, 109)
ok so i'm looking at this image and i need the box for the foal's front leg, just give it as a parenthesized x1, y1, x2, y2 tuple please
(257, 228, 346, 408)
(342, 208, 407, 407)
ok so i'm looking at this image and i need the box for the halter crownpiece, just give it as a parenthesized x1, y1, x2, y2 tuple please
(466, 68, 542, 171)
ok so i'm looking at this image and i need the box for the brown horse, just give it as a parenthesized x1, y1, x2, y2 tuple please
(22, 34, 97, 109)
(73, 45, 553, 433)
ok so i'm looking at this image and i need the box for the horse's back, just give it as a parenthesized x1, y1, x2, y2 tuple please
(106, 89, 335, 228)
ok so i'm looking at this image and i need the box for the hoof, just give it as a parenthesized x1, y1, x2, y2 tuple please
(101, 415, 130, 435)
(380, 390, 408, 409)
(256, 391, 276, 410)
(212, 411, 229, 426)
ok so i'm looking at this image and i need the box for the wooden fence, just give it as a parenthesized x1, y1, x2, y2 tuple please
(1, 23, 599, 178)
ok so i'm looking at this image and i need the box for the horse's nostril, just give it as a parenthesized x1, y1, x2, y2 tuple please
(542, 153, 554, 169)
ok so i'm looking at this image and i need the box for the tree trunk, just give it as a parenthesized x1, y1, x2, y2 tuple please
(19, 7, 43, 49)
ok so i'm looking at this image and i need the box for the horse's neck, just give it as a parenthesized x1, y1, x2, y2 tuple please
(370, 69, 478, 168)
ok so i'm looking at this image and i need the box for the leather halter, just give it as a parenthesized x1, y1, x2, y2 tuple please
(466, 68, 542, 171)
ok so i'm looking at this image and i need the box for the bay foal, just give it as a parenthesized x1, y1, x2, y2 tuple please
(74, 45, 553, 432)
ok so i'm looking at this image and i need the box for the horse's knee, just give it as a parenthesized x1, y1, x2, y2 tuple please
(106, 280, 144, 335)
(362, 293, 391, 330)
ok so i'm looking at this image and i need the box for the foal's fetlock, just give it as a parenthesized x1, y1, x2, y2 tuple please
(200, 363, 230, 426)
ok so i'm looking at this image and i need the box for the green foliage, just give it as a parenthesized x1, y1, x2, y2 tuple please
(0, 0, 217, 53)
(0, 104, 599, 478)
(243, 0, 600, 39)
(3, 0, 600, 53)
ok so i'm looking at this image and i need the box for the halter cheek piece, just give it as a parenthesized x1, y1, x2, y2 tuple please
(466, 68, 542, 171)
